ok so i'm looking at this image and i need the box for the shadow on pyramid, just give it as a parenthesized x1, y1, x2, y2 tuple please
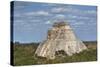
(35, 21, 87, 59)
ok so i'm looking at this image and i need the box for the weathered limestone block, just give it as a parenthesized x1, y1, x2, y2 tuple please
(35, 22, 87, 59)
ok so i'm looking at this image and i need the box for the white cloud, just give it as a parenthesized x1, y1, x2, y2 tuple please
(14, 20, 26, 27)
(67, 15, 77, 19)
(51, 14, 67, 22)
(35, 11, 50, 16)
(84, 10, 97, 14)
(72, 22, 85, 25)
(67, 19, 76, 23)
(55, 14, 66, 19)
(51, 6, 97, 16)
(51, 7, 67, 13)
(45, 20, 51, 24)
(67, 15, 90, 20)
(42, 3, 58, 7)
(51, 7, 80, 13)
(25, 11, 50, 16)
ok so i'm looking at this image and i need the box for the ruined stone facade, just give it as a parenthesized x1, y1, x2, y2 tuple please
(35, 22, 87, 59)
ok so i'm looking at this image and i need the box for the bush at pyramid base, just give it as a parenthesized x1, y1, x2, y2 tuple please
(35, 22, 87, 59)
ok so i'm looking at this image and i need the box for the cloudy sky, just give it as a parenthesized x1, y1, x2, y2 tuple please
(12, 1, 97, 43)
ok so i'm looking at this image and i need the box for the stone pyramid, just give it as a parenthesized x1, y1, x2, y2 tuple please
(35, 21, 87, 59)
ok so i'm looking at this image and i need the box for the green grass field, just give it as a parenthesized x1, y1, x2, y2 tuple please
(13, 41, 97, 66)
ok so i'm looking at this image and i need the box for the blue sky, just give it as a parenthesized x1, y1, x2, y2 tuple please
(13, 1, 97, 43)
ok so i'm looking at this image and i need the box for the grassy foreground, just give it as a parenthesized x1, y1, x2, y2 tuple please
(13, 41, 97, 66)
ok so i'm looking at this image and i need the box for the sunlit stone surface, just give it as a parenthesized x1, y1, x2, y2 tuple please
(35, 22, 87, 59)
